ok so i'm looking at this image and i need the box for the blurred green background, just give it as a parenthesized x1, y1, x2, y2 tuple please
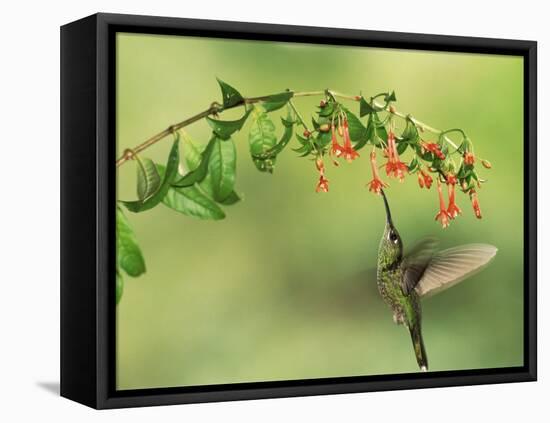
(116, 33, 524, 390)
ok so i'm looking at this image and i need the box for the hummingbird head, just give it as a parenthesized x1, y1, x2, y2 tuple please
(378, 190, 403, 268)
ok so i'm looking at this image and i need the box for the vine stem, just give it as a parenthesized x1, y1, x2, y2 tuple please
(116, 90, 459, 167)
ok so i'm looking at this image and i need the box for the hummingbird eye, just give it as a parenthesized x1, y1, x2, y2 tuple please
(389, 231, 399, 243)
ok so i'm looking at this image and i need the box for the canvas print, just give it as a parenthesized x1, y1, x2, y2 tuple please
(115, 33, 524, 390)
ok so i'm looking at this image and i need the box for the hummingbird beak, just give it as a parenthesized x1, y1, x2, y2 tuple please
(380, 189, 393, 226)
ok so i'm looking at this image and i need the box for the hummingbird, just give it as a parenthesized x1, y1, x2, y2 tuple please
(377, 190, 497, 371)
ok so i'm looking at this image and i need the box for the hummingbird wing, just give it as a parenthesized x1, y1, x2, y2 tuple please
(400, 237, 439, 295)
(414, 244, 498, 298)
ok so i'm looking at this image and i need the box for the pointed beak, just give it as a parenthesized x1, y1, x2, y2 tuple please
(380, 189, 393, 225)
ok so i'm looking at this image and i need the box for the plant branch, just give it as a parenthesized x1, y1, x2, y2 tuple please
(116, 89, 463, 167)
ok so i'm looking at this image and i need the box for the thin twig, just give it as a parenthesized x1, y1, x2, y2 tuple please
(116, 89, 462, 167)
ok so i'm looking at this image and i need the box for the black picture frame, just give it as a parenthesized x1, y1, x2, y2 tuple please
(60, 12, 537, 409)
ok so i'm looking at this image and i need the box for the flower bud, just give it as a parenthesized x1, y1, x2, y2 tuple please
(417, 172, 425, 189)
(446, 173, 457, 185)
(463, 152, 475, 166)
(315, 157, 325, 173)
(303, 130, 311, 138)
(470, 189, 482, 219)
(482, 159, 492, 169)
(319, 123, 330, 132)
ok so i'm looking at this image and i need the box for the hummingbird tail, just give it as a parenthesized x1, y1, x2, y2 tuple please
(409, 324, 428, 372)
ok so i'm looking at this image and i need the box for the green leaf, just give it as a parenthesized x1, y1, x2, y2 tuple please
(252, 114, 295, 160)
(209, 137, 237, 201)
(218, 190, 241, 205)
(206, 109, 251, 140)
(311, 117, 320, 131)
(292, 143, 312, 154)
(318, 102, 335, 117)
(262, 91, 294, 112)
(172, 135, 216, 188)
(342, 107, 368, 150)
(408, 157, 420, 172)
(180, 132, 240, 205)
(116, 206, 146, 277)
(456, 163, 467, 179)
(295, 134, 309, 146)
(161, 166, 225, 220)
(343, 108, 367, 142)
(366, 113, 388, 147)
(314, 131, 331, 149)
(136, 157, 161, 201)
(293, 132, 315, 156)
(385, 91, 397, 102)
(217, 78, 243, 108)
(249, 107, 278, 172)
(180, 132, 214, 198)
(181, 131, 203, 170)
(359, 97, 376, 117)
(122, 136, 180, 213)
(396, 142, 408, 155)
(400, 118, 419, 144)
(116, 270, 123, 305)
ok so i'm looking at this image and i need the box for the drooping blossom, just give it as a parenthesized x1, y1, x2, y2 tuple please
(464, 151, 475, 165)
(340, 118, 360, 163)
(434, 179, 451, 228)
(366, 151, 388, 195)
(445, 174, 461, 219)
(316, 175, 329, 193)
(417, 168, 433, 189)
(421, 141, 446, 160)
(469, 189, 482, 219)
(315, 157, 329, 193)
(384, 131, 408, 181)
(330, 124, 344, 158)
(446, 173, 458, 186)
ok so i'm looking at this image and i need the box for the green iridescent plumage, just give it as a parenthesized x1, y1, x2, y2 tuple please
(375, 190, 497, 371)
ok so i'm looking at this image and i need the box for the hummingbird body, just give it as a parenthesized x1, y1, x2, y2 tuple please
(374, 190, 496, 371)
(377, 193, 428, 371)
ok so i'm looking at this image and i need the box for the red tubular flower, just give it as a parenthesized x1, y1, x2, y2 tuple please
(384, 131, 408, 181)
(470, 189, 482, 219)
(446, 185, 462, 219)
(340, 118, 360, 162)
(417, 172, 424, 189)
(316, 175, 329, 193)
(445, 173, 461, 219)
(421, 141, 446, 160)
(417, 168, 433, 189)
(464, 152, 475, 165)
(446, 173, 458, 185)
(434, 180, 451, 228)
(367, 151, 388, 195)
(315, 158, 329, 193)
(330, 124, 344, 158)
(315, 157, 325, 173)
